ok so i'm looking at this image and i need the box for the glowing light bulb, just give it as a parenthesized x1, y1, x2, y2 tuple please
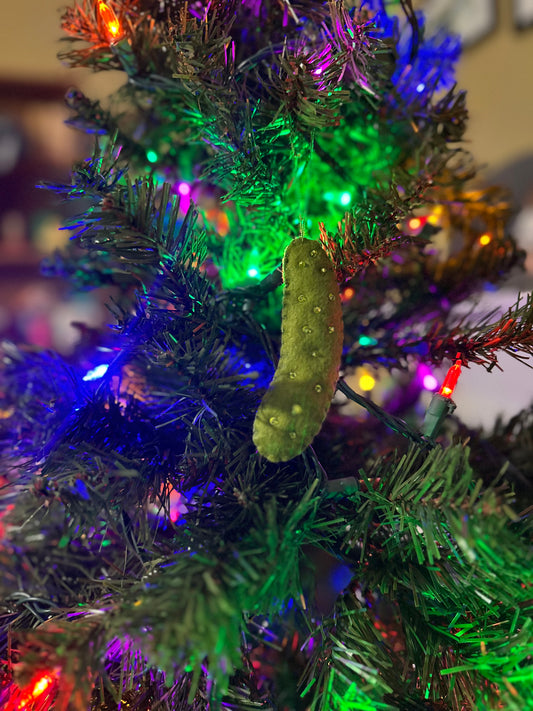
(146, 150, 158, 163)
(423, 373, 438, 391)
(176, 181, 191, 213)
(216, 210, 230, 237)
(13, 673, 55, 711)
(341, 287, 355, 301)
(97, 1, 124, 43)
(31, 675, 53, 697)
(358, 334, 378, 347)
(247, 267, 259, 278)
(359, 372, 376, 391)
(479, 233, 492, 246)
(340, 191, 351, 206)
(427, 205, 445, 226)
(407, 216, 428, 232)
(439, 358, 462, 398)
(83, 363, 109, 381)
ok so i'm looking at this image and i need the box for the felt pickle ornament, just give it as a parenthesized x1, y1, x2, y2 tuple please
(253, 237, 343, 462)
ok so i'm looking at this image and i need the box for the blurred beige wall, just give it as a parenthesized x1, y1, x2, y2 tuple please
(0, 0, 67, 81)
(455, 1, 533, 172)
(0, 0, 532, 171)
(0, 0, 122, 97)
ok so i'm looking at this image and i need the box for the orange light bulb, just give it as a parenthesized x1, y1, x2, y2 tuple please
(407, 216, 428, 233)
(341, 287, 355, 302)
(97, 1, 124, 43)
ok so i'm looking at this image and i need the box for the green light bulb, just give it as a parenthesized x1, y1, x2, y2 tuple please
(340, 191, 351, 206)
(358, 335, 378, 347)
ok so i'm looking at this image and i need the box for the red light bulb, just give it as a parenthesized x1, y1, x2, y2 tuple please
(30, 674, 54, 698)
(439, 358, 462, 398)
(6, 672, 56, 711)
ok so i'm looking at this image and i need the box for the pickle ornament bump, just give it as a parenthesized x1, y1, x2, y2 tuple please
(253, 237, 343, 462)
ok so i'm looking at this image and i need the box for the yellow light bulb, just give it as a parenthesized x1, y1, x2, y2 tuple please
(359, 372, 376, 391)
(427, 205, 445, 225)
(479, 233, 492, 246)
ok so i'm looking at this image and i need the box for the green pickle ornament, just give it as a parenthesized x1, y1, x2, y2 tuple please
(253, 237, 343, 462)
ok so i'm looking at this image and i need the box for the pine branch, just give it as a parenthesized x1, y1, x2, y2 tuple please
(111, 481, 331, 695)
(322, 445, 532, 709)
(422, 293, 533, 368)
(9, 614, 105, 711)
(40, 136, 208, 289)
(0, 342, 85, 467)
(303, 593, 397, 710)
(318, 198, 426, 282)
(60, 0, 148, 72)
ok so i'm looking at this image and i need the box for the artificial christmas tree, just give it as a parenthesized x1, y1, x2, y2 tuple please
(1, 1, 532, 709)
